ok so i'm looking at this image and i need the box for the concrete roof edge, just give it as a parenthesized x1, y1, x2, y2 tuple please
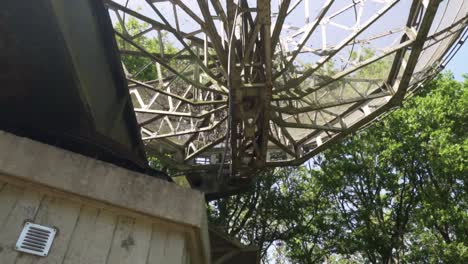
(0, 130, 206, 229)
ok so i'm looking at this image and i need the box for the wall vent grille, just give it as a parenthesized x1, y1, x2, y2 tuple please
(15, 222, 57, 257)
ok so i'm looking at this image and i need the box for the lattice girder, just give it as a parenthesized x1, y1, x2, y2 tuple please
(105, 0, 468, 195)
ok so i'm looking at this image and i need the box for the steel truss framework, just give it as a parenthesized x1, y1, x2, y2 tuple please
(104, 0, 468, 193)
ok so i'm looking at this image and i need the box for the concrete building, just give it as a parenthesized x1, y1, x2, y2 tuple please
(0, 131, 210, 263)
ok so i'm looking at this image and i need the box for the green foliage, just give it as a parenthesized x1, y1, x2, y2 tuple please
(208, 167, 319, 259)
(208, 72, 468, 263)
(115, 18, 178, 82)
(352, 48, 393, 79)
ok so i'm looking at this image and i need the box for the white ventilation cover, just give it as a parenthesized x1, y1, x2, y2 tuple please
(15, 222, 57, 257)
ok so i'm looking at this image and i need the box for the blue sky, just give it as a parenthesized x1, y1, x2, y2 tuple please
(446, 43, 468, 81)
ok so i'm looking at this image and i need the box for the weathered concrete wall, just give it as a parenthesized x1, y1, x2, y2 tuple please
(0, 131, 210, 264)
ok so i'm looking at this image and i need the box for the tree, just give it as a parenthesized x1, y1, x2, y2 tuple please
(208, 167, 326, 260)
(287, 72, 467, 263)
(115, 18, 179, 82)
(397, 73, 468, 263)
(303, 121, 421, 263)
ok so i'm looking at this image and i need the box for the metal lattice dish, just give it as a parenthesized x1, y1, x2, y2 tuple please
(105, 0, 468, 194)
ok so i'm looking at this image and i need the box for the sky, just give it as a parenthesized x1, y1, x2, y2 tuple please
(445, 42, 468, 81)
